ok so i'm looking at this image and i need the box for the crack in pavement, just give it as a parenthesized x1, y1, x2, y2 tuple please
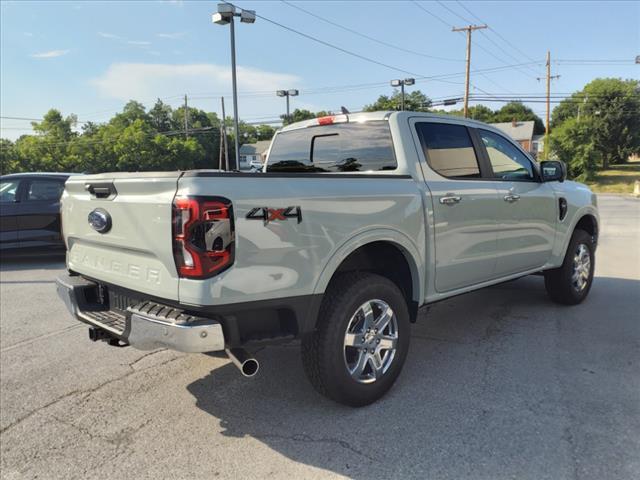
(0, 353, 182, 435)
(0, 324, 85, 353)
(253, 433, 378, 463)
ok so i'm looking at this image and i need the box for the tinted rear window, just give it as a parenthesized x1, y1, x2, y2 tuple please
(416, 123, 481, 179)
(267, 121, 396, 173)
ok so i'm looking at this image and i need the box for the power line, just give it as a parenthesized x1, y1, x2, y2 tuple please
(436, 0, 540, 80)
(456, 1, 540, 64)
(412, 1, 540, 83)
(226, 1, 425, 78)
(281, 0, 463, 62)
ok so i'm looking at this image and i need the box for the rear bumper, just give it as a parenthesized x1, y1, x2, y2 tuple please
(56, 273, 225, 353)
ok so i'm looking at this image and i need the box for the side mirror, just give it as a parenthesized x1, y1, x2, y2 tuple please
(540, 160, 567, 183)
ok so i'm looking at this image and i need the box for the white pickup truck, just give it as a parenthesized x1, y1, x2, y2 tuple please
(57, 111, 599, 406)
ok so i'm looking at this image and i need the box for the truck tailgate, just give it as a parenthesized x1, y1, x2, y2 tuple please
(62, 172, 181, 300)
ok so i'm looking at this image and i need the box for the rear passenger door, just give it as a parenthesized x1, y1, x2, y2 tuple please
(413, 120, 500, 292)
(475, 129, 557, 275)
(18, 177, 66, 248)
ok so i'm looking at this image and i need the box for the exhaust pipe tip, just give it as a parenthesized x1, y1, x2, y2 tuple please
(225, 348, 260, 377)
(241, 358, 259, 377)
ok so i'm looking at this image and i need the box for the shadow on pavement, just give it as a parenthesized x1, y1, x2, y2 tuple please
(187, 275, 640, 479)
(0, 253, 66, 272)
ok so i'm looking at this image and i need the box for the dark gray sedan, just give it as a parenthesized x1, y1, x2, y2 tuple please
(0, 172, 74, 252)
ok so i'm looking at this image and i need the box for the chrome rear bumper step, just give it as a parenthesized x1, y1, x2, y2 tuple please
(56, 273, 225, 353)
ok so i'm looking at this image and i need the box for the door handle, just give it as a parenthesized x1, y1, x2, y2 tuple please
(440, 195, 462, 205)
(504, 194, 521, 203)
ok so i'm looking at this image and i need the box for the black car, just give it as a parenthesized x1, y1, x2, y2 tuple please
(0, 172, 74, 252)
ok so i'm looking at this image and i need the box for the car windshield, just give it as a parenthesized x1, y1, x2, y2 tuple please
(0, 180, 19, 202)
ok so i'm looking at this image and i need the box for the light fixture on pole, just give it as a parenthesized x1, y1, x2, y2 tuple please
(212, 3, 256, 170)
(276, 89, 299, 123)
(390, 78, 415, 111)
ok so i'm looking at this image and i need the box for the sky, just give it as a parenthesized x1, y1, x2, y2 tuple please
(1, 0, 638, 140)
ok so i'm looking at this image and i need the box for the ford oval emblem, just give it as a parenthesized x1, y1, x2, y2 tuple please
(88, 208, 112, 234)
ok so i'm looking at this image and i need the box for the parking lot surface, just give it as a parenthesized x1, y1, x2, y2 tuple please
(1, 195, 639, 480)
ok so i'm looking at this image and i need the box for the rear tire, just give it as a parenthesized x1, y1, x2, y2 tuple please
(302, 272, 410, 407)
(544, 229, 595, 305)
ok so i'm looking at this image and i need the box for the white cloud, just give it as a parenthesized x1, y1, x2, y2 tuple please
(91, 63, 301, 118)
(156, 32, 186, 39)
(99, 32, 152, 49)
(98, 32, 123, 40)
(30, 49, 70, 59)
(23, 32, 33, 37)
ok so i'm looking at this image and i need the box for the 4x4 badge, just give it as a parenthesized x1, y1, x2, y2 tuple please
(246, 206, 302, 224)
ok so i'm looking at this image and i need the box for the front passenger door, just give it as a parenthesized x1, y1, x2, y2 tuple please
(476, 129, 557, 276)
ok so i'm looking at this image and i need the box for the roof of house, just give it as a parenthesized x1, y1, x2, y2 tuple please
(489, 121, 535, 142)
(239, 140, 271, 156)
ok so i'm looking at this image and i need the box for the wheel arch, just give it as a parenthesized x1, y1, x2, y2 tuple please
(554, 207, 599, 266)
(313, 229, 424, 323)
(574, 213, 599, 244)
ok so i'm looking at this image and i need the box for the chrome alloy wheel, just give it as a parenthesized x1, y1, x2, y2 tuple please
(572, 243, 591, 292)
(343, 299, 399, 384)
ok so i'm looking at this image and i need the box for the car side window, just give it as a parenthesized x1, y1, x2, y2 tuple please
(0, 180, 20, 202)
(26, 180, 64, 202)
(415, 123, 481, 179)
(478, 129, 535, 181)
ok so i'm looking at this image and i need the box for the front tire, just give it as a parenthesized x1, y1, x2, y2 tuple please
(544, 229, 595, 305)
(302, 272, 410, 407)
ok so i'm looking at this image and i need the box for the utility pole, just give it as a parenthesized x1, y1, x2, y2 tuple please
(221, 97, 230, 171)
(452, 24, 487, 118)
(183, 94, 189, 139)
(537, 51, 560, 159)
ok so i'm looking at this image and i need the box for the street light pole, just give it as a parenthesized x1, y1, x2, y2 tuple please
(212, 3, 256, 171)
(390, 78, 415, 111)
(229, 17, 240, 170)
(276, 89, 299, 123)
(286, 94, 290, 120)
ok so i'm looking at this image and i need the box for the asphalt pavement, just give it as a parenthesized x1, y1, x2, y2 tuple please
(1, 195, 639, 480)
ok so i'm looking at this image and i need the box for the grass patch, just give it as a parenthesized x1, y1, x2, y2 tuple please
(584, 162, 640, 194)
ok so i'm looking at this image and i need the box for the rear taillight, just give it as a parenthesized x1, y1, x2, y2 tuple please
(172, 196, 235, 279)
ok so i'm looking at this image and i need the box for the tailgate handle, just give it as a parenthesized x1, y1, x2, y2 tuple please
(85, 182, 117, 200)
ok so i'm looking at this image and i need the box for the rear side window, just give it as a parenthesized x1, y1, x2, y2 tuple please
(26, 179, 64, 201)
(416, 123, 481, 179)
(267, 121, 396, 173)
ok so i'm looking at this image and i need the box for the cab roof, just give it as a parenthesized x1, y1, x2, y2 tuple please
(278, 110, 497, 132)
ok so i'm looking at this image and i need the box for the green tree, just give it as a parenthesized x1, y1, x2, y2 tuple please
(364, 90, 431, 112)
(280, 108, 317, 125)
(255, 124, 276, 141)
(149, 99, 173, 132)
(0, 139, 20, 174)
(434, 104, 496, 122)
(552, 78, 640, 169)
(550, 117, 599, 182)
(492, 102, 545, 134)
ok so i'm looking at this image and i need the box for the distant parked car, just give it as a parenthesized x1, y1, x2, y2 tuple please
(249, 160, 264, 173)
(0, 172, 73, 252)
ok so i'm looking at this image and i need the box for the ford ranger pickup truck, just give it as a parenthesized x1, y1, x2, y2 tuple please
(57, 111, 599, 406)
